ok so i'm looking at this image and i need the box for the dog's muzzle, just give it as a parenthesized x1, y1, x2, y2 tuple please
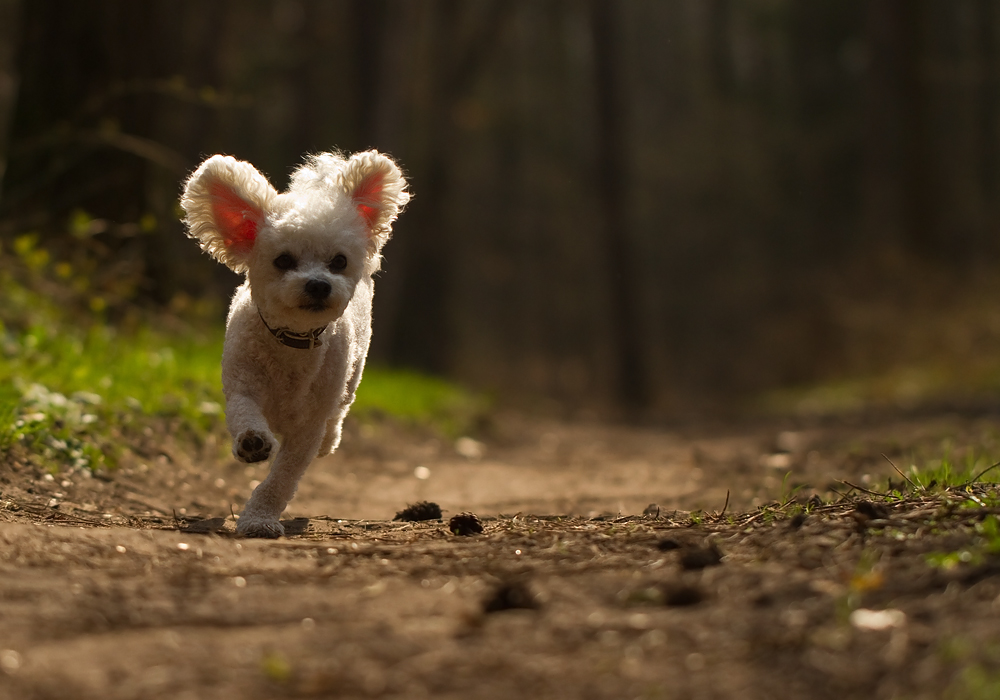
(300, 278, 333, 313)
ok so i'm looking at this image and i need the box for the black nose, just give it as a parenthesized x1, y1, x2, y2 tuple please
(304, 278, 332, 300)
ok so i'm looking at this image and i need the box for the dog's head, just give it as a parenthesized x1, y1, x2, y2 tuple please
(181, 151, 409, 332)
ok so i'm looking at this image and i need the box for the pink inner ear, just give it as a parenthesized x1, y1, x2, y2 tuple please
(210, 181, 259, 253)
(352, 171, 386, 230)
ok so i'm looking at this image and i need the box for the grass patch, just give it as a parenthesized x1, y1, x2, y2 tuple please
(0, 321, 227, 472)
(1, 321, 484, 471)
(904, 453, 1000, 490)
(352, 367, 487, 436)
(0, 242, 486, 472)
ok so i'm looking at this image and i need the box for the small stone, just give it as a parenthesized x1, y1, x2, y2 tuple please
(482, 581, 538, 613)
(0, 649, 22, 674)
(679, 543, 723, 570)
(656, 538, 682, 551)
(854, 500, 889, 521)
(662, 583, 704, 606)
(455, 437, 485, 460)
(850, 608, 906, 631)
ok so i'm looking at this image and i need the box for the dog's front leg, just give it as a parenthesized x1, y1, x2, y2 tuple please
(236, 427, 324, 538)
(226, 392, 278, 464)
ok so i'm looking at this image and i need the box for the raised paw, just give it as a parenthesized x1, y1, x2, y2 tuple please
(236, 515, 285, 539)
(235, 429, 272, 463)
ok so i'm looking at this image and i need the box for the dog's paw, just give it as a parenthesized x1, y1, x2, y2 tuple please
(234, 429, 273, 463)
(236, 515, 285, 539)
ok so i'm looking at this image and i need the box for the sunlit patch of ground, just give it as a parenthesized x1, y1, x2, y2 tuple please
(3, 411, 1000, 699)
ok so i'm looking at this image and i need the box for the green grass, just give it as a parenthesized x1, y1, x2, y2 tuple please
(0, 319, 227, 471)
(0, 244, 485, 472)
(939, 639, 1000, 700)
(905, 453, 1000, 490)
(3, 325, 226, 421)
(0, 322, 484, 472)
(352, 367, 487, 436)
(923, 514, 1000, 570)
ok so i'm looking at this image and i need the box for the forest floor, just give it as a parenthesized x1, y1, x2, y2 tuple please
(3, 407, 1000, 699)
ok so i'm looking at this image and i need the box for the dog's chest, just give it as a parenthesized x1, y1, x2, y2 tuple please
(262, 352, 332, 410)
(256, 334, 352, 427)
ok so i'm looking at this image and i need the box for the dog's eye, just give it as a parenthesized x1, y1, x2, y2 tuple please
(273, 253, 297, 271)
(329, 254, 347, 272)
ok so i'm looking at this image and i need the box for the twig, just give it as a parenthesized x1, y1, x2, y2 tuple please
(835, 482, 858, 496)
(882, 453, 919, 490)
(719, 490, 730, 518)
(827, 486, 851, 502)
(839, 480, 884, 498)
(961, 460, 1000, 488)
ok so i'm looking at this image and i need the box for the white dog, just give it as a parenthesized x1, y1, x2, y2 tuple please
(180, 150, 409, 537)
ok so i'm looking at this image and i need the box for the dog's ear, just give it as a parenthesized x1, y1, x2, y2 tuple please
(340, 151, 410, 252)
(180, 155, 277, 272)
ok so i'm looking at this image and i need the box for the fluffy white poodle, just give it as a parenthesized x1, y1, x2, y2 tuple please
(181, 150, 409, 537)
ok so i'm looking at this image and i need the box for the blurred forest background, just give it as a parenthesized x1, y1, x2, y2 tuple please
(2, 0, 1000, 417)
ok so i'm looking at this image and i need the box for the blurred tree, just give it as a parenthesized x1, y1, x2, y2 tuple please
(1, 0, 999, 409)
(3, 1, 190, 221)
(386, 0, 513, 374)
(707, 0, 735, 98)
(979, 0, 999, 252)
(1, 0, 196, 307)
(863, 0, 934, 259)
(590, 0, 648, 410)
(350, 0, 389, 151)
(0, 0, 20, 196)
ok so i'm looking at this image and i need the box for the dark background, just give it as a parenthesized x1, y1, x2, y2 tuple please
(2, 0, 999, 416)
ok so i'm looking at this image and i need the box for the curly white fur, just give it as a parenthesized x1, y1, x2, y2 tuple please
(180, 150, 409, 537)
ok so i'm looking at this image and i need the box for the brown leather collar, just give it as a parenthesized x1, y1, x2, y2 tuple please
(258, 308, 326, 350)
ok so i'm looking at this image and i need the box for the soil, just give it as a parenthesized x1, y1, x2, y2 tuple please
(3, 408, 1000, 699)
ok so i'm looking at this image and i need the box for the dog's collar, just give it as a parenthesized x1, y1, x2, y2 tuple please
(258, 308, 326, 350)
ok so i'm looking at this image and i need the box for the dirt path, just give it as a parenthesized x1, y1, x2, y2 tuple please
(2, 410, 1000, 699)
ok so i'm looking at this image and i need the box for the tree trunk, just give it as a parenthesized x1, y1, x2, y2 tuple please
(863, 0, 937, 261)
(351, 0, 389, 151)
(707, 0, 734, 97)
(591, 0, 649, 410)
(387, 0, 512, 374)
(0, 0, 21, 198)
(979, 0, 999, 254)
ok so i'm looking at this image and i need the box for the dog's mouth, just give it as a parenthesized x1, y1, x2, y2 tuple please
(299, 302, 329, 312)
